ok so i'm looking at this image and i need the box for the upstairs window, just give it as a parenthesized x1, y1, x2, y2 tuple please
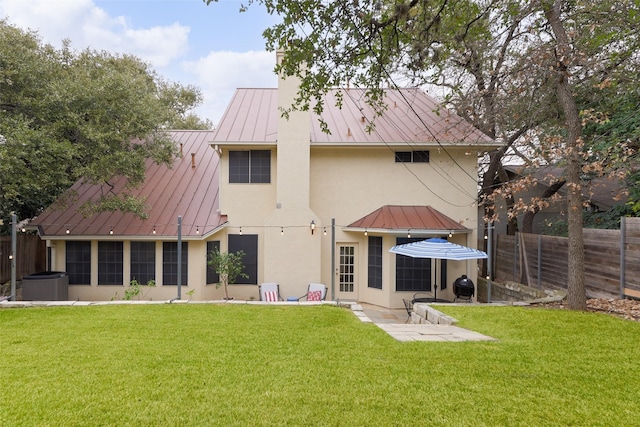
(229, 150, 271, 183)
(395, 150, 429, 163)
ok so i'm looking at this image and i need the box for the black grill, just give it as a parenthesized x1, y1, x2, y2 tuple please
(453, 275, 475, 301)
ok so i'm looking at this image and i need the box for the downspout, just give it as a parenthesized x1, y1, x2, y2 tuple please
(10, 212, 17, 301)
(331, 218, 335, 301)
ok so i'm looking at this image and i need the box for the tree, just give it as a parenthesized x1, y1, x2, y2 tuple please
(204, 0, 640, 309)
(0, 20, 208, 230)
(207, 248, 249, 300)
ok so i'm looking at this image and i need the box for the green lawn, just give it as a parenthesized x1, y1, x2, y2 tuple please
(1, 303, 639, 426)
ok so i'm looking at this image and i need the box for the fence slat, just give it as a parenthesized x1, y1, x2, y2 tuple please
(0, 235, 46, 284)
(493, 218, 640, 300)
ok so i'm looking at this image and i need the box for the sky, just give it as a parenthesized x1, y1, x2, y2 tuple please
(0, 0, 281, 125)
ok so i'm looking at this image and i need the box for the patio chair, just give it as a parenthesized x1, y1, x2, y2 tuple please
(412, 292, 432, 303)
(298, 283, 327, 301)
(259, 283, 282, 302)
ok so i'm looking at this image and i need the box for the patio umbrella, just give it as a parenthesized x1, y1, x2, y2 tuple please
(389, 238, 488, 260)
(389, 238, 488, 300)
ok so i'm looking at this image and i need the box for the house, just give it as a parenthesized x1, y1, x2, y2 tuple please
(487, 164, 629, 235)
(30, 51, 498, 307)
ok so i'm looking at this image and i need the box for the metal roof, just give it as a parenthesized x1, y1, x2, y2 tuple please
(30, 130, 226, 239)
(212, 88, 496, 147)
(345, 205, 469, 234)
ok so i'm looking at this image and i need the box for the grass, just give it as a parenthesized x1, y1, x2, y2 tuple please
(1, 304, 640, 426)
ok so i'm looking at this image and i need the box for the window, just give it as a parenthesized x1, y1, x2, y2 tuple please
(206, 240, 220, 284)
(162, 242, 188, 285)
(395, 150, 429, 163)
(228, 234, 257, 284)
(440, 259, 448, 290)
(131, 241, 155, 285)
(395, 237, 432, 292)
(368, 236, 382, 289)
(98, 241, 123, 285)
(229, 150, 271, 183)
(66, 241, 91, 285)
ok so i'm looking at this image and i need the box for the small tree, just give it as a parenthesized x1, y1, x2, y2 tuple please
(207, 248, 248, 300)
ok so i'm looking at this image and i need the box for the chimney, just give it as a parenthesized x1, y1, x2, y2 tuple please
(179, 143, 183, 157)
(191, 153, 196, 169)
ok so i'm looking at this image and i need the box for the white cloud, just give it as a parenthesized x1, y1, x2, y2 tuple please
(0, 0, 189, 67)
(0, 0, 277, 126)
(184, 50, 278, 124)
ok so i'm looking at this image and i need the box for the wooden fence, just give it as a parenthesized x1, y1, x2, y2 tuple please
(0, 235, 47, 284)
(493, 217, 640, 299)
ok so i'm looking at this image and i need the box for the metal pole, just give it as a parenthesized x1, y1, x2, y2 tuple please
(331, 218, 335, 301)
(620, 216, 626, 299)
(10, 212, 17, 301)
(487, 221, 493, 303)
(177, 215, 182, 300)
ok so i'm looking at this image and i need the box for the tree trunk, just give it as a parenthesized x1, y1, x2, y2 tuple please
(544, 1, 587, 310)
(222, 273, 230, 300)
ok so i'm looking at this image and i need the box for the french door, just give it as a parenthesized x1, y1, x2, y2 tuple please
(337, 244, 356, 295)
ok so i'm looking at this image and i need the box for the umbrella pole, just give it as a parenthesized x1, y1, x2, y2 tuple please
(434, 259, 438, 300)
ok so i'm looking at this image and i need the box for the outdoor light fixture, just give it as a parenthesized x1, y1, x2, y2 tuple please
(109, 227, 114, 235)
(281, 227, 284, 235)
(310, 220, 315, 234)
(196, 225, 200, 234)
(239, 226, 243, 235)
(66, 228, 70, 234)
(449, 231, 453, 238)
(407, 229, 411, 238)
(153, 225, 156, 235)
(8, 253, 13, 260)
(323, 227, 327, 236)
(364, 228, 368, 236)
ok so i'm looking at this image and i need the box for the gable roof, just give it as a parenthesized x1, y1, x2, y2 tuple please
(212, 88, 496, 147)
(345, 205, 469, 235)
(503, 164, 628, 210)
(30, 130, 226, 240)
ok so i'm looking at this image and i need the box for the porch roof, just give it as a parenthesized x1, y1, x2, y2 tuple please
(344, 205, 470, 235)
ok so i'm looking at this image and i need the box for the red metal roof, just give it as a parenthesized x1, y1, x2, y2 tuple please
(30, 130, 226, 239)
(212, 87, 495, 146)
(347, 205, 469, 233)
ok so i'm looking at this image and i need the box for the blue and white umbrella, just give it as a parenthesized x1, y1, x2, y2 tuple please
(390, 238, 487, 300)
(389, 238, 487, 260)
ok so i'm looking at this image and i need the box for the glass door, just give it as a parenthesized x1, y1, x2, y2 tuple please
(337, 244, 356, 295)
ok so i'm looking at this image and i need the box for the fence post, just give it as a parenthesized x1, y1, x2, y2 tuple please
(10, 213, 17, 301)
(620, 216, 626, 299)
(537, 234, 542, 289)
(513, 232, 519, 282)
(487, 222, 493, 303)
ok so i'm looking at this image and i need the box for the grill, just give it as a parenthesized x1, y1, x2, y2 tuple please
(453, 275, 475, 301)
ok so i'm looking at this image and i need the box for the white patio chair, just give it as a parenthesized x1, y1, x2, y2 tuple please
(259, 282, 282, 302)
(298, 283, 327, 301)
